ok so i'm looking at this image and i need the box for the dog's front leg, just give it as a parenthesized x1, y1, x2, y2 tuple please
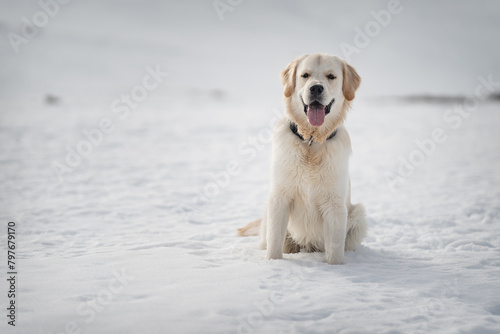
(265, 194, 291, 260)
(323, 205, 348, 265)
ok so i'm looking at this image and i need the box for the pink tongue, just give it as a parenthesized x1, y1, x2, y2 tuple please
(308, 104, 325, 127)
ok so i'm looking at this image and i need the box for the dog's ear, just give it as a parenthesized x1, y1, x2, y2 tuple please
(342, 61, 361, 101)
(281, 55, 306, 98)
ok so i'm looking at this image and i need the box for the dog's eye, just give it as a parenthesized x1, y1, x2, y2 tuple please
(302, 73, 309, 78)
(327, 74, 336, 80)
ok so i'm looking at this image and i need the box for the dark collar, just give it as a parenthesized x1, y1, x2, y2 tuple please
(290, 122, 337, 146)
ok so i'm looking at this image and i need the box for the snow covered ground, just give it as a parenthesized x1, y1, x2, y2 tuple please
(1, 1, 500, 334)
(2, 94, 500, 334)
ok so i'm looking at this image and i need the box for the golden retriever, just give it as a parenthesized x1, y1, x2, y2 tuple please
(238, 54, 367, 264)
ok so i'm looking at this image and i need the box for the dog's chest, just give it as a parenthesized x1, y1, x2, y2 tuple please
(297, 143, 325, 168)
(278, 139, 349, 199)
(292, 143, 334, 181)
(272, 126, 350, 195)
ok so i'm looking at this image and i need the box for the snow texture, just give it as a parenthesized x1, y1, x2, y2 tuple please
(1, 1, 500, 334)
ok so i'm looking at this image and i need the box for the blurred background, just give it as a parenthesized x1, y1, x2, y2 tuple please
(1, 0, 500, 105)
(1, 0, 500, 245)
(1, 0, 500, 236)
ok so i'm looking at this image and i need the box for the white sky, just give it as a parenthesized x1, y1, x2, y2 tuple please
(1, 0, 499, 102)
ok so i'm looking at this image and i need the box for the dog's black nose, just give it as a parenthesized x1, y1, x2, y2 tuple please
(309, 84, 324, 97)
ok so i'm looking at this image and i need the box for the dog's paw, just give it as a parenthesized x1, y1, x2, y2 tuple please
(265, 250, 283, 260)
(325, 253, 344, 265)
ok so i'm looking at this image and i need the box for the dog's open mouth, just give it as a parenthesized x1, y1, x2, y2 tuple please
(302, 99, 335, 127)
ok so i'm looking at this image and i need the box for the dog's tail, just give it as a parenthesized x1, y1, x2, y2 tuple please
(237, 218, 261, 236)
(345, 203, 368, 251)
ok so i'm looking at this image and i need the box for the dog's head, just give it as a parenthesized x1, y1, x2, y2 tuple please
(281, 54, 360, 143)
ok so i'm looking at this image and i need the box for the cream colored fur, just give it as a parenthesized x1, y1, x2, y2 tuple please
(238, 54, 367, 265)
